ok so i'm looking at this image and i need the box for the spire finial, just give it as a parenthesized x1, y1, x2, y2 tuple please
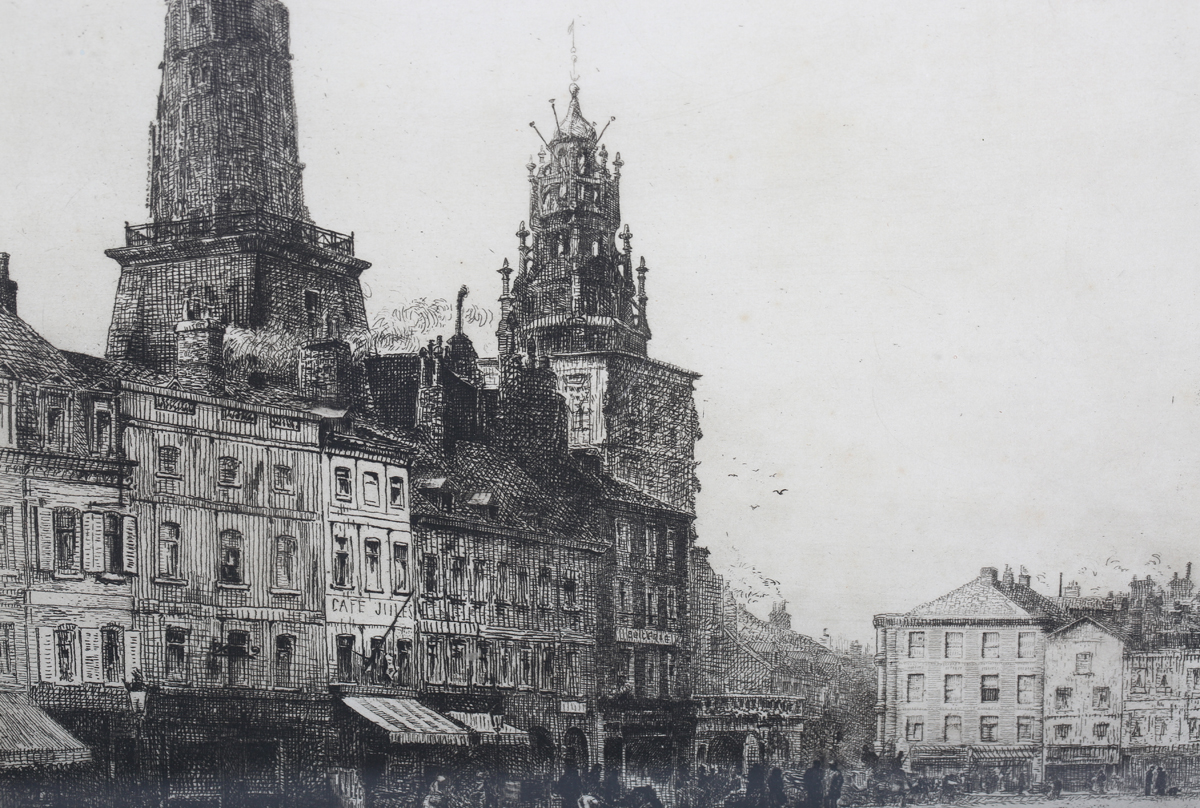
(568, 20, 580, 83)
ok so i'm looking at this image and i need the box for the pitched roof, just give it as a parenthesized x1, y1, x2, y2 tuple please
(0, 311, 87, 387)
(907, 575, 1061, 620)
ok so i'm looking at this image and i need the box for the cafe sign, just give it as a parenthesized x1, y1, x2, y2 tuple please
(326, 594, 412, 627)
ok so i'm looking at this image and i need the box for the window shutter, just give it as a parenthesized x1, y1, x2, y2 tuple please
(80, 628, 102, 682)
(37, 627, 56, 682)
(124, 631, 142, 680)
(82, 512, 104, 573)
(36, 507, 54, 571)
(121, 516, 138, 575)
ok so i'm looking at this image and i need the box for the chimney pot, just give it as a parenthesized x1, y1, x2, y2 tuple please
(980, 566, 999, 582)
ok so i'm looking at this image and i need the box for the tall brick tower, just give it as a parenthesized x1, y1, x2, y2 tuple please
(105, 0, 369, 377)
(498, 84, 701, 512)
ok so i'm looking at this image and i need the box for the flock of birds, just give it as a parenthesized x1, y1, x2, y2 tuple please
(725, 456, 788, 510)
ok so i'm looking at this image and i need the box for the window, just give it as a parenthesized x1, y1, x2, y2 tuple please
(618, 580, 629, 612)
(275, 636, 294, 688)
(45, 394, 67, 449)
(0, 381, 13, 447)
(518, 645, 533, 687)
(395, 639, 412, 687)
(1131, 718, 1144, 738)
(166, 627, 187, 681)
(616, 521, 632, 552)
(944, 631, 963, 658)
(1094, 722, 1110, 740)
(217, 456, 241, 487)
(944, 674, 963, 703)
(226, 631, 249, 686)
(981, 674, 1000, 702)
(158, 445, 181, 476)
(982, 631, 1000, 658)
(450, 557, 466, 598)
(1017, 631, 1037, 658)
(0, 623, 11, 675)
(1017, 674, 1038, 705)
(1155, 716, 1169, 738)
(1191, 668, 1200, 690)
(1075, 652, 1093, 675)
(273, 465, 294, 494)
(517, 568, 529, 606)
(336, 635, 356, 683)
(664, 651, 675, 697)
(540, 647, 555, 691)
(54, 508, 79, 572)
(1093, 686, 1111, 710)
(101, 627, 124, 684)
(538, 567, 553, 608)
(389, 476, 405, 508)
(1055, 687, 1072, 711)
(906, 718, 924, 742)
(393, 543, 409, 593)
(1017, 716, 1034, 742)
(1054, 724, 1070, 741)
(644, 652, 657, 697)
(93, 408, 112, 453)
(102, 513, 123, 574)
(563, 572, 578, 610)
(497, 563, 510, 602)
(333, 535, 351, 588)
(449, 639, 468, 684)
(364, 540, 382, 592)
(1133, 668, 1148, 691)
(907, 674, 925, 702)
(980, 715, 999, 742)
(666, 588, 676, 620)
(476, 640, 492, 685)
(305, 289, 321, 316)
(944, 715, 962, 744)
(908, 632, 926, 658)
(422, 555, 439, 595)
(55, 627, 77, 682)
(219, 530, 243, 584)
(275, 536, 297, 589)
(363, 472, 380, 506)
(334, 467, 352, 500)
(425, 636, 444, 684)
(472, 560, 488, 601)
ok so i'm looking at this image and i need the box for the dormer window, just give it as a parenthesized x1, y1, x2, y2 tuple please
(467, 492, 497, 520)
(420, 479, 452, 512)
(44, 393, 68, 450)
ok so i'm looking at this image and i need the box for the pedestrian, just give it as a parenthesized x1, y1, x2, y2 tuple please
(803, 760, 824, 808)
(825, 763, 843, 808)
(1155, 765, 1168, 797)
(1096, 770, 1106, 795)
(1146, 765, 1156, 797)
(766, 768, 786, 808)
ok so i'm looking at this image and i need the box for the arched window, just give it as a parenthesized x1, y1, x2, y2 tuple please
(592, 241, 599, 257)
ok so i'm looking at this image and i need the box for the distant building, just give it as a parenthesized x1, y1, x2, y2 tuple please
(874, 566, 1061, 787)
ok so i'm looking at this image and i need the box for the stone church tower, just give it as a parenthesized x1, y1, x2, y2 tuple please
(498, 85, 701, 513)
(105, 0, 369, 377)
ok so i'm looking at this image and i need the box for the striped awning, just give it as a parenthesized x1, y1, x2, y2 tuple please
(343, 697, 470, 746)
(0, 693, 91, 769)
(447, 711, 529, 745)
(970, 745, 1038, 763)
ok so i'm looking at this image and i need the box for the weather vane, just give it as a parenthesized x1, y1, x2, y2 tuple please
(568, 19, 580, 82)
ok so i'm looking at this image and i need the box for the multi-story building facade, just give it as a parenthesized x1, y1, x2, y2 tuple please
(1042, 616, 1125, 790)
(874, 566, 1061, 788)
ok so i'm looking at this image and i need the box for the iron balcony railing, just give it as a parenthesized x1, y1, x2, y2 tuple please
(124, 209, 355, 256)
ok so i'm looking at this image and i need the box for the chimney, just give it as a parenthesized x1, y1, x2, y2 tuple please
(1063, 580, 1082, 598)
(1188, 562, 1193, 581)
(298, 339, 354, 409)
(980, 566, 999, 583)
(0, 253, 18, 316)
(174, 319, 225, 394)
(1002, 565, 1015, 586)
(1018, 572, 1031, 588)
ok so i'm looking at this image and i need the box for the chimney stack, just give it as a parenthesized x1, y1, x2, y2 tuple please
(980, 566, 999, 583)
(299, 339, 354, 410)
(174, 319, 225, 394)
(1002, 565, 1015, 586)
(1018, 572, 1031, 588)
(0, 253, 19, 316)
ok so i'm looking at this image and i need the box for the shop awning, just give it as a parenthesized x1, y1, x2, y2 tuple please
(343, 697, 471, 746)
(0, 693, 91, 769)
(909, 744, 969, 764)
(970, 745, 1038, 763)
(448, 711, 529, 745)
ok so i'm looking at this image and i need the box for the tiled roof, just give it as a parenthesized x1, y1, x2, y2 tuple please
(0, 312, 87, 386)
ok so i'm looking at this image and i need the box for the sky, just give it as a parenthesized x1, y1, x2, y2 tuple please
(3, 0, 1200, 644)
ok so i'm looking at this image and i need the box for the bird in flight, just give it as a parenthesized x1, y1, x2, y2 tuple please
(728, 474, 738, 477)
(773, 489, 788, 495)
(750, 505, 760, 510)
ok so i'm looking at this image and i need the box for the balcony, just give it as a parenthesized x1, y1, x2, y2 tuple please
(124, 209, 355, 256)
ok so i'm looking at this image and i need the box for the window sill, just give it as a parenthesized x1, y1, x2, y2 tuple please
(0, 569, 18, 577)
(216, 582, 251, 591)
(270, 588, 302, 596)
(155, 473, 182, 480)
(52, 571, 85, 581)
(98, 572, 127, 584)
(330, 584, 354, 592)
(154, 577, 189, 587)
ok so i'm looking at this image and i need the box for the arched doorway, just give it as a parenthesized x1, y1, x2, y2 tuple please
(530, 726, 556, 776)
(707, 735, 744, 774)
(563, 728, 589, 771)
